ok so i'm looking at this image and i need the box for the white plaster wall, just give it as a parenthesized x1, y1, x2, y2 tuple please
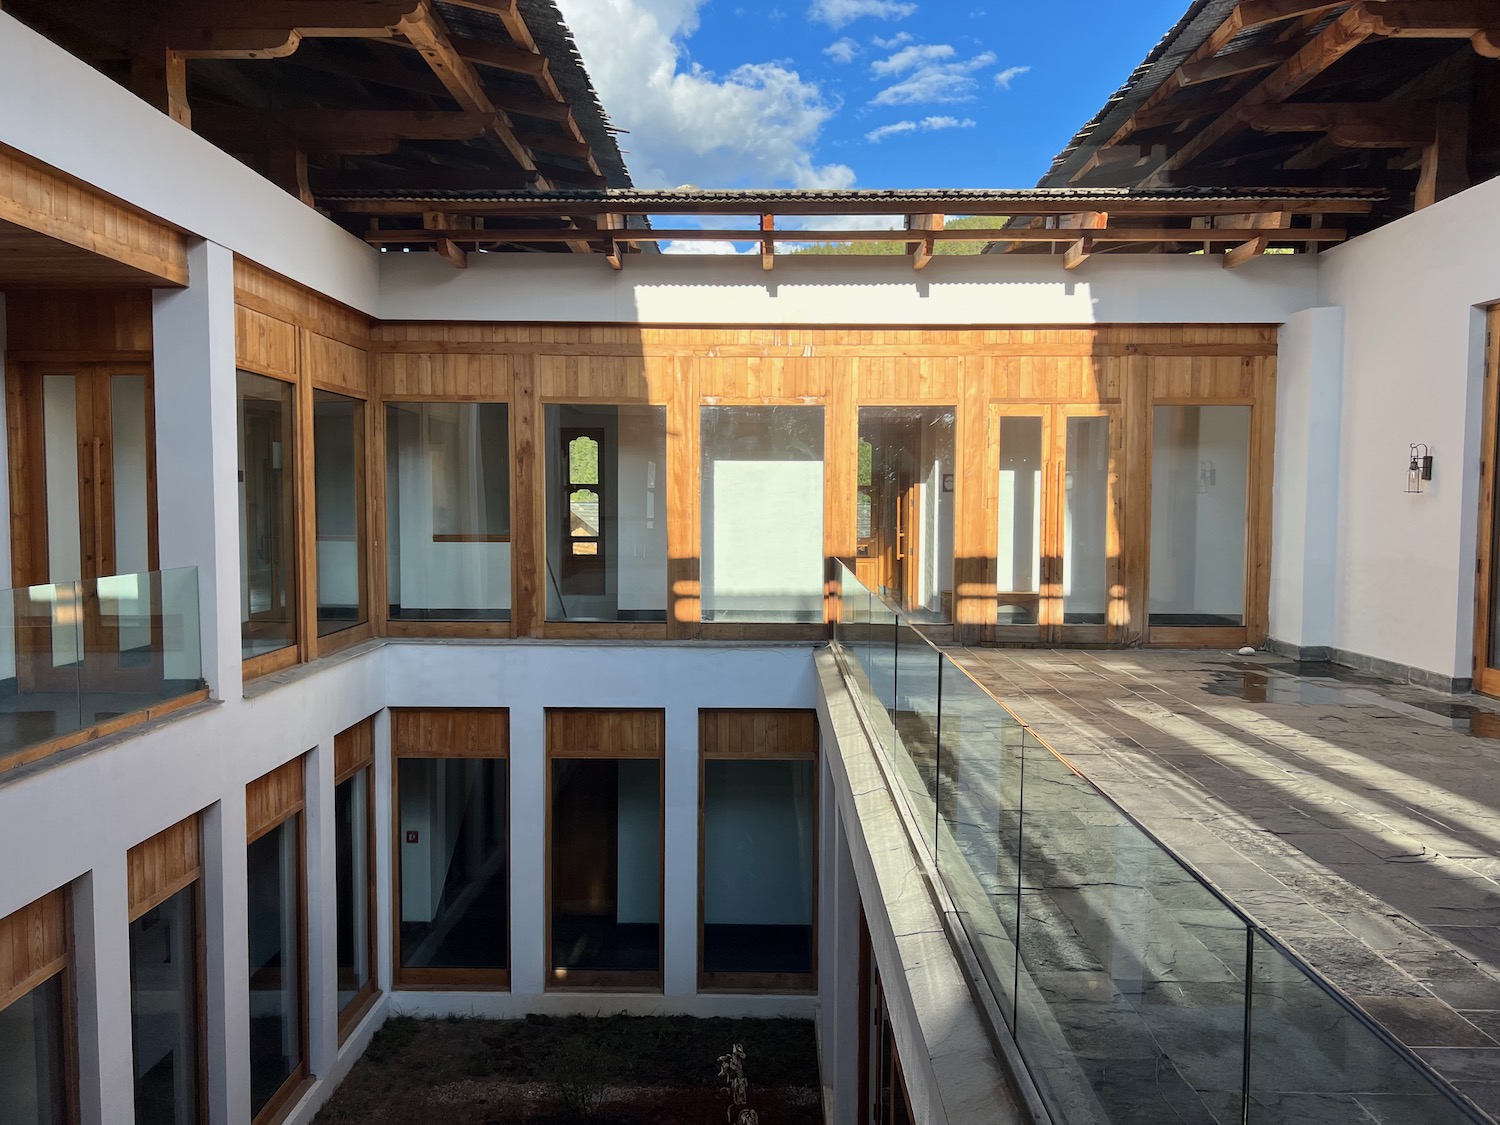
(0, 15, 378, 313)
(1316, 177, 1500, 680)
(379, 250, 1320, 326)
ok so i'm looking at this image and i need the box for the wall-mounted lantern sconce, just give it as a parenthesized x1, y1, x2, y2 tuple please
(1406, 443, 1433, 494)
(1198, 460, 1216, 493)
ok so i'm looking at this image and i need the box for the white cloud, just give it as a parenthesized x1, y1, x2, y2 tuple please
(870, 48, 996, 105)
(555, 0, 852, 190)
(659, 239, 758, 254)
(865, 120, 918, 142)
(808, 0, 917, 29)
(823, 37, 860, 63)
(920, 115, 975, 130)
(872, 31, 913, 48)
(994, 64, 1030, 89)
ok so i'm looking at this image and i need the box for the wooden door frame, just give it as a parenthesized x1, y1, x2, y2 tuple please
(989, 403, 1051, 643)
(1475, 309, 1500, 695)
(1053, 403, 1124, 645)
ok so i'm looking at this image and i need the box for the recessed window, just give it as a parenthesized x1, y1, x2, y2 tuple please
(545, 405, 668, 622)
(997, 415, 1044, 627)
(0, 889, 72, 1125)
(547, 710, 663, 989)
(237, 372, 297, 660)
(313, 391, 367, 638)
(700, 405, 825, 623)
(386, 402, 511, 622)
(334, 718, 378, 1033)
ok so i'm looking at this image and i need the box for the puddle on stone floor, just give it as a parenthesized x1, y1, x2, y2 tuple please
(1204, 672, 1356, 705)
(1205, 671, 1500, 738)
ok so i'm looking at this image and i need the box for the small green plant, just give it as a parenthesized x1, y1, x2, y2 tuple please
(717, 1043, 758, 1125)
(548, 1038, 606, 1123)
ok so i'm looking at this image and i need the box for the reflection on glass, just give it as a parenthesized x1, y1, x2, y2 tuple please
(42, 376, 81, 667)
(700, 406, 825, 623)
(130, 886, 200, 1125)
(857, 407, 955, 622)
(1062, 415, 1111, 625)
(702, 759, 816, 977)
(386, 402, 511, 621)
(545, 405, 667, 622)
(1150, 405, 1250, 626)
(237, 372, 297, 658)
(997, 415, 1043, 626)
(335, 769, 372, 1008)
(398, 759, 507, 971)
(0, 973, 67, 1125)
(314, 391, 365, 637)
(551, 759, 661, 975)
(247, 817, 301, 1118)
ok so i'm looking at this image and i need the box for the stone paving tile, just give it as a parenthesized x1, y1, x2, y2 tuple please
(947, 644, 1500, 1120)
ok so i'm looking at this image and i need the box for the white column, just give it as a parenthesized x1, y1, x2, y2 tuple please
(203, 797, 252, 1125)
(1271, 306, 1345, 652)
(151, 239, 242, 700)
(822, 776, 862, 1125)
(661, 706, 698, 998)
(371, 707, 395, 998)
(72, 862, 134, 1125)
(305, 736, 337, 1079)
(508, 702, 547, 997)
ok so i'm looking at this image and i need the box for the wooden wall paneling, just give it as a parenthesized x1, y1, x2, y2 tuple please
(537, 355, 666, 403)
(546, 708, 665, 758)
(233, 259, 370, 354)
(1246, 356, 1277, 645)
(235, 305, 299, 379)
(1150, 355, 1258, 402)
(1477, 307, 1500, 694)
(825, 356, 857, 623)
(391, 708, 510, 758)
(511, 353, 541, 636)
(4, 291, 153, 360)
(377, 352, 512, 400)
(1121, 357, 1152, 645)
(126, 814, 202, 922)
(0, 146, 188, 287)
(699, 709, 818, 758)
(955, 357, 995, 641)
(7, 365, 47, 587)
(370, 390, 390, 637)
(666, 356, 699, 638)
(0, 888, 67, 1013)
(295, 332, 318, 662)
(305, 333, 370, 397)
(334, 716, 376, 782)
(246, 756, 306, 843)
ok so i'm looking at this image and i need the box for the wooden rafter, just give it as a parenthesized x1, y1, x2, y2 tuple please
(910, 212, 943, 270)
(761, 214, 775, 272)
(1060, 211, 1107, 270)
(1223, 210, 1289, 268)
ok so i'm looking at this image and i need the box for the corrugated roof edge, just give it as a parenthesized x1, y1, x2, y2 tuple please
(322, 186, 1385, 203)
(1036, 0, 1236, 187)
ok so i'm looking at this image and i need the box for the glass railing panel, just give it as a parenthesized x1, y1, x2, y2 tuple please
(892, 621, 942, 850)
(84, 566, 203, 711)
(1016, 730, 1248, 1125)
(0, 582, 83, 765)
(1248, 931, 1474, 1124)
(937, 658, 1024, 1030)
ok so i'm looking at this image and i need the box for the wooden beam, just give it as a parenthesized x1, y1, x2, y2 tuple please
(1415, 103, 1470, 208)
(515, 132, 593, 161)
(911, 212, 943, 270)
(1178, 42, 1294, 87)
(761, 214, 774, 272)
(1223, 210, 1290, 268)
(165, 1, 424, 57)
(490, 92, 574, 123)
(1246, 102, 1439, 147)
(130, 47, 192, 125)
(193, 108, 492, 154)
(1060, 210, 1106, 270)
(267, 147, 314, 206)
(1365, 1, 1500, 39)
(450, 34, 549, 78)
(434, 236, 468, 268)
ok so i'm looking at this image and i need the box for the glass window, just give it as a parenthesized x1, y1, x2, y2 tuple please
(237, 372, 297, 659)
(0, 973, 67, 1125)
(550, 759, 661, 981)
(313, 391, 366, 637)
(386, 402, 511, 621)
(1150, 405, 1251, 627)
(702, 758, 816, 983)
(544, 405, 667, 622)
(1062, 415, 1112, 625)
(397, 759, 507, 975)
(857, 407, 955, 622)
(700, 405, 825, 623)
(130, 886, 201, 1125)
(335, 768, 373, 1014)
(997, 415, 1043, 626)
(247, 816, 303, 1120)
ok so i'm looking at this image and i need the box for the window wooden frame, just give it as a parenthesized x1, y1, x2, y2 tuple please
(238, 368, 301, 681)
(333, 718, 380, 1039)
(126, 814, 208, 1125)
(310, 390, 371, 651)
(390, 709, 511, 991)
(697, 709, 819, 994)
(0, 886, 79, 1125)
(545, 708, 665, 992)
(245, 757, 310, 1125)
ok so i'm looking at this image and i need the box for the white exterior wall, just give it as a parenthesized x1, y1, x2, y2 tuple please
(1317, 176, 1500, 682)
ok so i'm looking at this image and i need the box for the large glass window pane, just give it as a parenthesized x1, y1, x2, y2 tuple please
(997, 415, 1043, 625)
(0, 974, 67, 1125)
(335, 769, 372, 1010)
(702, 759, 816, 978)
(1062, 415, 1111, 625)
(130, 886, 201, 1125)
(314, 391, 366, 637)
(550, 759, 661, 977)
(857, 408, 955, 622)
(544, 405, 667, 622)
(237, 372, 297, 659)
(700, 406, 825, 623)
(111, 374, 152, 578)
(386, 402, 511, 621)
(247, 817, 302, 1119)
(1150, 405, 1250, 626)
(397, 758, 507, 971)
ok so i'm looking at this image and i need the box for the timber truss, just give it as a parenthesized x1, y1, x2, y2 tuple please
(326, 186, 1381, 270)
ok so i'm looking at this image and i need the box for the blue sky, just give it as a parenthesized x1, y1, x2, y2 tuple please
(556, 0, 1187, 192)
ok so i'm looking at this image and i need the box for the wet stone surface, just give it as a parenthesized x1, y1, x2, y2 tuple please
(947, 645, 1500, 1121)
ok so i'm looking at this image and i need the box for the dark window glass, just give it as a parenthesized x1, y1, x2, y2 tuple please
(335, 769, 373, 1010)
(0, 973, 67, 1125)
(313, 391, 366, 637)
(247, 817, 302, 1118)
(238, 372, 297, 659)
(130, 885, 201, 1125)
